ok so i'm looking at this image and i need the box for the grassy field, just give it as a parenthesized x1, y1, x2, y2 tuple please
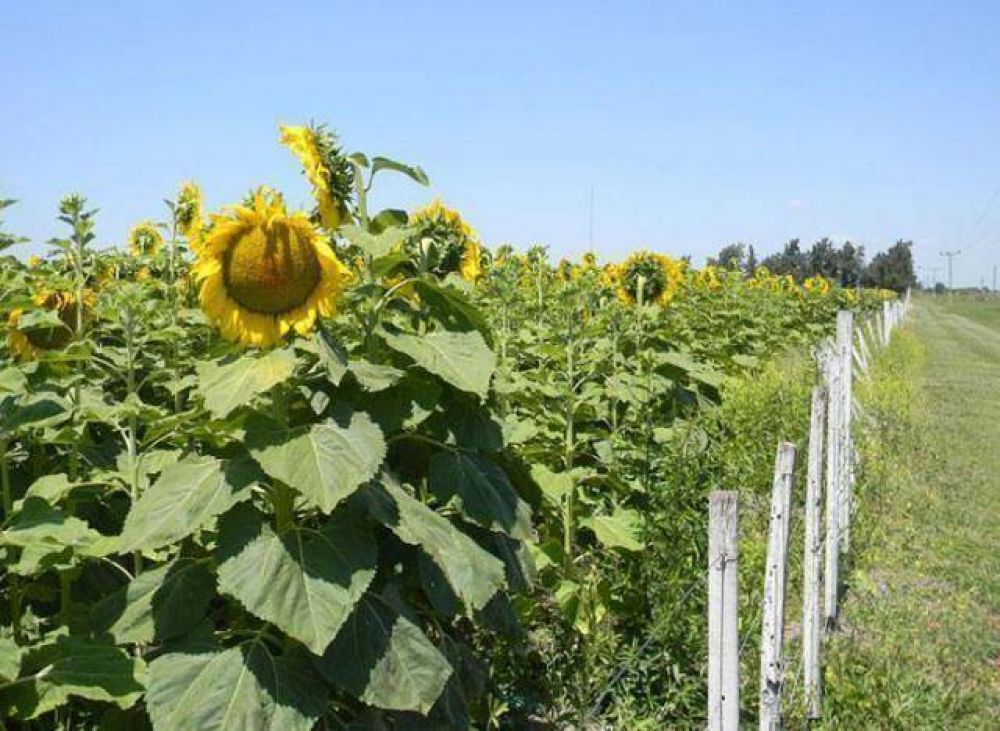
(819, 295, 1000, 728)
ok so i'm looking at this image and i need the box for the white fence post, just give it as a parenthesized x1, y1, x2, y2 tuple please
(803, 386, 827, 719)
(837, 311, 854, 553)
(759, 443, 797, 730)
(708, 491, 740, 731)
(823, 342, 842, 629)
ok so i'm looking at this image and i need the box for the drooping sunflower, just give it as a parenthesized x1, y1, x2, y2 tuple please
(175, 180, 204, 250)
(128, 221, 164, 256)
(410, 199, 483, 283)
(193, 187, 351, 348)
(616, 251, 686, 306)
(6, 290, 89, 361)
(279, 124, 354, 232)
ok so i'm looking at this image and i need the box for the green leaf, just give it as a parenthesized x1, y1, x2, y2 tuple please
(195, 349, 297, 419)
(340, 224, 407, 258)
(369, 208, 408, 234)
(146, 642, 326, 731)
(529, 464, 573, 507)
(250, 413, 386, 513)
(0, 637, 145, 720)
(91, 559, 215, 644)
(3, 394, 70, 433)
(588, 508, 645, 551)
(0, 367, 27, 394)
(411, 279, 493, 344)
(0, 637, 21, 683)
(318, 596, 451, 714)
(371, 156, 430, 186)
(22, 473, 73, 505)
(364, 480, 505, 613)
(349, 359, 405, 392)
(429, 453, 532, 540)
(1, 497, 99, 553)
(216, 503, 376, 654)
(314, 328, 348, 385)
(382, 330, 496, 399)
(117, 457, 258, 553)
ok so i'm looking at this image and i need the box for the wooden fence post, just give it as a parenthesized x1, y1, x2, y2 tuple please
(759, 443, 797, 730)
(823, 343, 842, 629)
(803, 386, 827, 718)
(837, 311, 854, 553)
(708, 491, 740, 731)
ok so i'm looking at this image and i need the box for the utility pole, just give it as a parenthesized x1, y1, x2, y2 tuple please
(993, 264, 997, 293)
(940, 250, 961, 290)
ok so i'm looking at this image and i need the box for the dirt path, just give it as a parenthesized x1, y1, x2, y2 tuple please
(818, 297, 1000, 729)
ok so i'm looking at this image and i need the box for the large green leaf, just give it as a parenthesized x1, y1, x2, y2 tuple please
(91, 559, 215, 644)
(146, 642, 326, 731)
(411, 279, 493, 344)
(195, 349, 297, 419)
(250, 413, 386, 513)
(371, 156, 430, 186)
(0, 637, 21, 683)
(217, 503, 375, 654)
(0, 637, 145, 720)
(117, 457, 258, 553)
(382, 330, 495, 399)
(587, 508, 645, 551)
(364, 480, 505, 613)
(340, 224, 407, 258)
(318, 596, 451, 714)
(1, 498, 99, 574)
(429, 453, 532, 540)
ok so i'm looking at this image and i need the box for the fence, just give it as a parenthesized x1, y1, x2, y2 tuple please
(707, 292, 911, 730)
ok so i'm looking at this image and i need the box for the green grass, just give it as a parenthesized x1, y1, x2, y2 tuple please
(818, 295, 1000, 729)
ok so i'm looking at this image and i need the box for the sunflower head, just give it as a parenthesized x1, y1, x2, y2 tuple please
(128, 221, 164, 256)
(617, 251, 685, 306)
(193, 186, 350, 348)
(175, 181, 204, 247)
(410, 200, 482, 282)
(803, 275, 830, 296)
(7, 290, 89, 360)
(279, 124, 354, 232)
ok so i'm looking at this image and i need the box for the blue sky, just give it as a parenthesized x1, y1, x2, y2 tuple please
(4, 1, 1000, 286)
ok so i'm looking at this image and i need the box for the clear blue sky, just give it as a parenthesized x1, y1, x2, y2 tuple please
(4, 1, 1000, 286)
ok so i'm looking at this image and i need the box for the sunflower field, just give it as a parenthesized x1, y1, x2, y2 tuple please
(0, 125, 893, 729)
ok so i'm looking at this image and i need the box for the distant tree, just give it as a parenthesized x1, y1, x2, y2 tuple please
(708, 242, 750, 271)
(835, 241, 866, 287)
(761, 239, 808, 279)
(745, 244, 758, 275)
(807, 238, 839, 279)
(865, 240, 917, 292)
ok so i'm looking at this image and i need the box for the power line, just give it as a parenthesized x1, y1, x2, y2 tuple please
(940, 250, 961, 289)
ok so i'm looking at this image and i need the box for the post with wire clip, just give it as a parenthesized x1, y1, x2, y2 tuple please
(708, 491, 739, 731)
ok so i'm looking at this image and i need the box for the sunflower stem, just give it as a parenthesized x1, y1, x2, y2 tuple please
(1, 438, 12, 520)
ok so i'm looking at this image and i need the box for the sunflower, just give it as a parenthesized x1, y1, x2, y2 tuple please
(803, 275, 831, 296)
(6, 290, 88, 360)
(616, 251, 686, 306)
(175, 181, 204, 250)
(193, 187, 351, 348)
(28, 255, 42, 268)
(279, 124, 353, 232)
(410, 200, 482, 282)
(128, 221, 164, 256)
(696, 265, 723, 292)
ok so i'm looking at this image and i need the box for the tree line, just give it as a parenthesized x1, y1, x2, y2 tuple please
(708, 238, 917, 293)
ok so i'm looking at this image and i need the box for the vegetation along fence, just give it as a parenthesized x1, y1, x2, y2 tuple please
(707, 293, 911, 730)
